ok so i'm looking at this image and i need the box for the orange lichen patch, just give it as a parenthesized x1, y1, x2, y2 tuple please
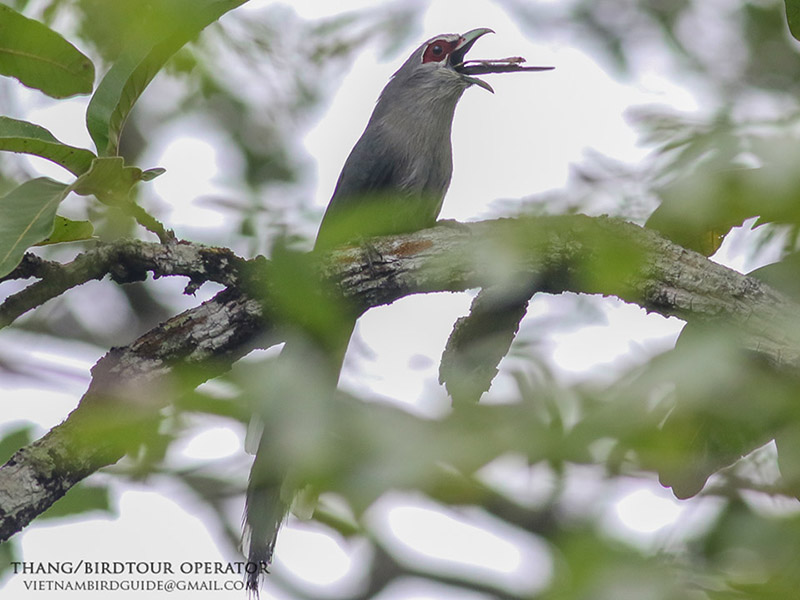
(393, 239, 434, 257)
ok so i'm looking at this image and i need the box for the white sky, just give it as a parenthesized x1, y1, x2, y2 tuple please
(0, 1, 785, 599)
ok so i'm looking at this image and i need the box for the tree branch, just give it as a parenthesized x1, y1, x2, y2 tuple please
(0, 239, 247, 328)
(2, 214, 798, 541)
(0, 287, 268, 542)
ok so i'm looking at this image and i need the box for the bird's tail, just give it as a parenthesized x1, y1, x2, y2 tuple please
(243, 319, 355, 593)
(244, 442, 286, 594)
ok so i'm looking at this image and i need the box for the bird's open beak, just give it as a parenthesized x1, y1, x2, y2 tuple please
(451, 27, 554, 94)
(450, 28, 496, 93)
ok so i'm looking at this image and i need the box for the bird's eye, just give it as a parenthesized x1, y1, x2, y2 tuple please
(422, 39, 456, 63)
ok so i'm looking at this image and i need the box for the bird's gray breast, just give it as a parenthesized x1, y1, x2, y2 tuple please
(315, 110, 454, 250)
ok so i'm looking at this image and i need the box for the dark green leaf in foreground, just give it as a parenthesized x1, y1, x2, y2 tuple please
(86, 0, 247, 155)
(0, 178, 70, 278)
(0, 4, 94, 98)
(0, 117, 96, 176)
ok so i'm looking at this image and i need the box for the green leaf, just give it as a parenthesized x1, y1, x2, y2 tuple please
(141, 167, 166, 181)
(35, 216, 94, 246)
(40, 483, 113, 520)
(0, 116, 96, 176)
(72, 156, 144, 205)
(0, 538, 19, 581)
(786, 0, 800, 41)
(86, 0, 247, 155)
(0, 4, 94, 98)
(72, 157, 171, 240)
(0, 178, 70, 278)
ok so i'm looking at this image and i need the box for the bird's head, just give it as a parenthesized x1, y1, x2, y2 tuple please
(389, 28, 497, 98)
(385, 28, 552, 106)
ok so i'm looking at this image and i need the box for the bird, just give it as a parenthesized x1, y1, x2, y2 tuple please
(244, 28, 552, 593)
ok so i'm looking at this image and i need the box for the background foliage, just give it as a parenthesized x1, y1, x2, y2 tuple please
(3, 0, 800, 598)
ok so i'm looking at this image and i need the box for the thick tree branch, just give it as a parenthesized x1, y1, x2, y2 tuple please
(2, 214, 799, 540)
(324, 216, 800, 367)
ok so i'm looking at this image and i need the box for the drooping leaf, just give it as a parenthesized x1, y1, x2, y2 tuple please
(35, 216, 94, 246)
(86, 0, 247, 155)
(0, 116, 96, 176)
(72, 156, 144, 205)
(0, 4, 94, 98)
(0, 178, 70, 277)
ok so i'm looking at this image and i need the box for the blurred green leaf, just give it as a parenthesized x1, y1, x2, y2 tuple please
(85, 0, 247, 155)
(0, 4, 94, 98)
(647, 199, 732, 256)
(260, 243, 355, 358)
(648, 150, 800, 255)
(606, 321, 800, 499)
(0, 177, 70, 277)
(749, 253, 800, 302)
(547, 531, 687, 600)
(646, 165, 750, 256)
(0, 425, 33, 464)
(0, 116, 96, 176)
(0, 537, 19, 583)
(35, 216, 94, 245)
(40, 483, 113, 520)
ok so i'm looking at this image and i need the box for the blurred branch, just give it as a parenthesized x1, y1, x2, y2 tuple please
(354, 543, 529, 600)
(2, 214, 800, 541)
(440, 283, 539, 405)
(0, 239, 246, 328)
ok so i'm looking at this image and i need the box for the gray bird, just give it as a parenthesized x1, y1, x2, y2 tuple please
(245, 28, 551, 592)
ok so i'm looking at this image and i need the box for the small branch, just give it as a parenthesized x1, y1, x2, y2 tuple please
(120, 200, 174, 244)
(0, 253, 65, 282)
(0, 239, 247, 329)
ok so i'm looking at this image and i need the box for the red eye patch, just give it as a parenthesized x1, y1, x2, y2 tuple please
(422, 38, 460, 64)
